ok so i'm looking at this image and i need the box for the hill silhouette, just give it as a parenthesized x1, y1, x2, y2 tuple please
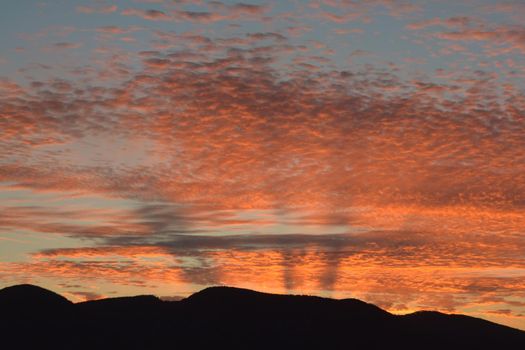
(0, 284, 71, 313)
(1, 284, 524, 349)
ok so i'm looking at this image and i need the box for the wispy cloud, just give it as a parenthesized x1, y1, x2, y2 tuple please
(76, 4, 118, 14)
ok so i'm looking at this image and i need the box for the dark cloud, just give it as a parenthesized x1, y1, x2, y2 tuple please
(121, 8, 171, 21)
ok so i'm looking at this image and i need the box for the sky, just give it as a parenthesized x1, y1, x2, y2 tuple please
(1, 0, 525, 330)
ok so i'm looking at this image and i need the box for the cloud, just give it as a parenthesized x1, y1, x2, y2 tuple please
(121, 8, 171, 21)
(2, 25, 525, 329)
(95, 26, 141, 35)
(434, 25, 525, 54)
(120, 2, 269, 23)
(172, 10, 224, 22)
(76, 5, 118, 14)
(316, 11, 364, 23)
(230, 3, 267, 15)
(3, 232, 524, 323)
(208, 1, 268, 15)
(52, 42, 82, 49)
(2, 31, 525, 228)
(407, 16, 525, 56)
(170, 2, 269, 23)
(246, 32, 287, 42)
(481, 2, 525, 17)
(0, 78, 24, 95)
(2, 0, 525, 331)
(67, 290, 104, 301)
(312, 0, 421, 21)
(0, 203, 156, 238)
(406, 16, 473, 30)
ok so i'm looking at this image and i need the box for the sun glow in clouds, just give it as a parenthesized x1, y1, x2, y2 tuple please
(1, 0, 525, 330)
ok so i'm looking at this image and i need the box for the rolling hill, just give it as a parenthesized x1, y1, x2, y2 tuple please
(1, 284, 523, 349)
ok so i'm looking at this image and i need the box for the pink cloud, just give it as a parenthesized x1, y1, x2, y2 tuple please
(435, 25, 525, 54)
(172, 10, 224, 22)
(2, 31, 525, 221)
(121, 8, 171, 21)
(407, 16, 473, 30)
(76, 5, 117, 14)
(314, 0, 421, 19)
(230, 3, 267, 15)
(96, 26, 132, 34)
(121, 2, 268, 23)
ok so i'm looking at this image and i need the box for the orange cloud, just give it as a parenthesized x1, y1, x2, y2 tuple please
(435, 26, 525, 54)
(406, 16, 473, 30)
(3, 240, 524, 327)
(2, 24, 525, 330)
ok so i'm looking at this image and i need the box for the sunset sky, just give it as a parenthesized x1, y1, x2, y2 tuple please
(1, 0, 525, 329)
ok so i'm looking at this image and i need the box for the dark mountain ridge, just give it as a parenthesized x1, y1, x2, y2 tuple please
(0, 284, 71, 313)
(1, 284, 524, 349)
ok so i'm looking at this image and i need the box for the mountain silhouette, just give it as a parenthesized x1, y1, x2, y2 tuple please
(0, 284, 71, 313)
(1, 284, 524, 349)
